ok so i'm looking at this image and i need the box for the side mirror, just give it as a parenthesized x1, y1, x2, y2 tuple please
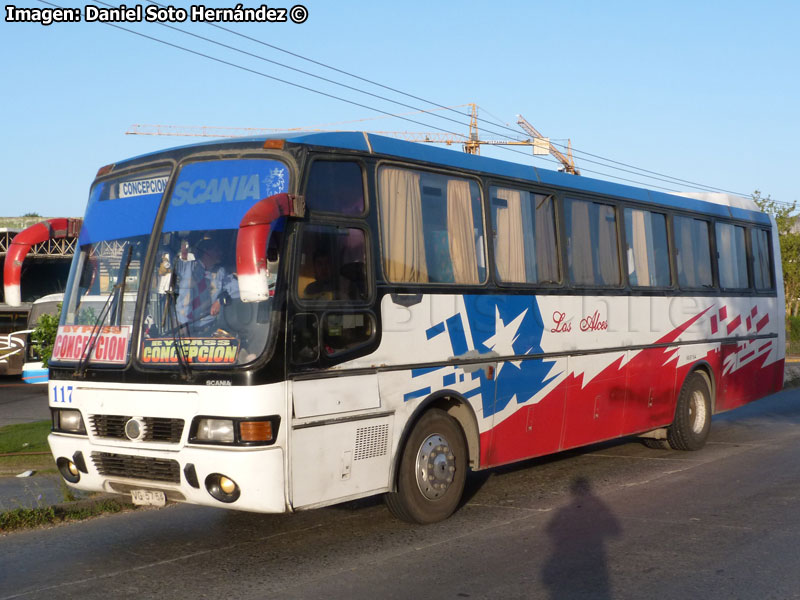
(236, 193, 304, 302)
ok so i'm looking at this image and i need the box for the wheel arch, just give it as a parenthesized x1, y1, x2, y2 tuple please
(389, 390, 480, 492)
(679, 360, 716, 413)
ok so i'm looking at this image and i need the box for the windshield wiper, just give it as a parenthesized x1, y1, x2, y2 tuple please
(75, 246, 133, 378)
(163, 263, 193, 381)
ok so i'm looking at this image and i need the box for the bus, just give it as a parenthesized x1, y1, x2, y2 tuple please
(19, 293, 63, 384)
(41, 132, 784, 524)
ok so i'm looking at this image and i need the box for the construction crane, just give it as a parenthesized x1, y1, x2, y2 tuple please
(517, 115, 580, 175)
(366, 105, 551, 156)
(126, 104, 576, 171)
(404, 103, 547, 156)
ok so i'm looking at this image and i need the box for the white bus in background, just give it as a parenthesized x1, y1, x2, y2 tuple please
(16, 293, 132, 384)
(20, 293, 63, 384)
(36, 132, 783, 524)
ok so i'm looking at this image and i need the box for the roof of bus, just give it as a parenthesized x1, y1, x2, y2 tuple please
(31, 293, 64, 305)
(120, 131, 769, 226)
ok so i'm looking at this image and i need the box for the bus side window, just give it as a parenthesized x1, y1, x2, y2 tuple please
(751, 228, 773, 290)
(564, 198, 620, 286)
(378, 166, 486, 285)
(297, 225, 368, 303)
(491, 187, 559, 284)
(291, 313, 319, 364)
(716, 223, 749, 290)
(623, 208, 671, 287)
(674, 216, 713, 289)
(305, 161, 364, 215)
(321, 312, 376, 357)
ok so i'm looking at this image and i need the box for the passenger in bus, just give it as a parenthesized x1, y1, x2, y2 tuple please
(176, 238, 237, 335)
(303, 250, 336, 300)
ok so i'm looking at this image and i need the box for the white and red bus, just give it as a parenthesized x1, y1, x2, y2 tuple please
(38, 133, 783, 523)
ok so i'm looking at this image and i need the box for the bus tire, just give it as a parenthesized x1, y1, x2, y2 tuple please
(667, 371, 712, 451)
(385, 409, 467, 524)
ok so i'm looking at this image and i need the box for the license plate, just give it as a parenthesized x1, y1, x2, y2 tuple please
(131, 489, 166, 507)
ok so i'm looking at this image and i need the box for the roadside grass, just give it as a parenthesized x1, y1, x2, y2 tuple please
(0, 454, 56, 474)
(0, 420, 54, 475)
(0, 420, 51, 454)
(0, 420, 150, 532)
(0, 498, 129, 532)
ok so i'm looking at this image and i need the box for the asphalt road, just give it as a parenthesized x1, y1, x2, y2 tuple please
(0, 377, 49, 428)
(2, 388, 800, 599)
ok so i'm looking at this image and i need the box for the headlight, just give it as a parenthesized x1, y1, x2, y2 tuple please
(195, 418, 235, 443)
(190, 416, 280, 446)
(53, 409, 86, 434)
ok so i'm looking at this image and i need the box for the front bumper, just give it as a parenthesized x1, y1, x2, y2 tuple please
(48, 433, 287, 513)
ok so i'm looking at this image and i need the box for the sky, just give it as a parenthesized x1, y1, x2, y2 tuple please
(2, 0, 799, 218)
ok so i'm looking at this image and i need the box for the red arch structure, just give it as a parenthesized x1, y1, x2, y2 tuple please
(3, 218, 82, 306)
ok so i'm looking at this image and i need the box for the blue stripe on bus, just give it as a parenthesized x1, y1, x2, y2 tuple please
(426, 322, 446, 339)
(80, 192, 162, 245)
(111, 132, 770, 226)
(313, 133, 770, 226)
(463, 387, 482, 398)
(363, 134, 769, 224)
(162, 159, 289, 233)
(404, 387, 431, 402)
(445, 314, 469, 356)
(443, 373, 456, 387)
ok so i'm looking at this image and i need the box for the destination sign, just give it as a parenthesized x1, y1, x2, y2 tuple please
(141, 337, 239, 365)
(52, 325, 132, 364)
(118, 176, 169, 199)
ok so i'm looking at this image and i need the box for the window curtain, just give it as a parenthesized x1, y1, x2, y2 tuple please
(717, 223, 735, 288)
(494, 188, 526, 282)
(379, 168, 428, 283)
(753, 230, 771, 289)
(520, 193, 537, 282)
(535, 195, 558, 283)
(733, 227, 748, 288)
(597, 204, 619, 285)
(676, 218, 696, 287)
(693, 221, 712, 286)
(569, 199, 593, 284)
(446, 180, 480, 284)
(629, 209, 651, 286)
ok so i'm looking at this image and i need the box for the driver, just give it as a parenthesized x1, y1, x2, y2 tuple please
(177, 237, 237, 335)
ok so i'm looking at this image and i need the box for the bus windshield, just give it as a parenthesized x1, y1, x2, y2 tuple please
(52, 168, 168, 366)
(140, 158, 289, 368)
(54, 158, 290, 369)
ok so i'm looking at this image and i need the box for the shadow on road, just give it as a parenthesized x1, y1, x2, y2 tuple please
(541, 476, 621, 600)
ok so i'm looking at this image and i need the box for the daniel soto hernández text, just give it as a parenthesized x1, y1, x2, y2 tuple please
(5, 4, 309, 25)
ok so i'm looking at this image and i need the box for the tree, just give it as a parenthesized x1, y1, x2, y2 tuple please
(22, 212, 40, 218)
(752, 190, 800, 317)
(30, 304, 61, 367)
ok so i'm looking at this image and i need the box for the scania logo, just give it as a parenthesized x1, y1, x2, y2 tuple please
(124, 417, 147, 441)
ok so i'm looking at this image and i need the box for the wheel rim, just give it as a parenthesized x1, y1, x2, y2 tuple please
(415, 433, 456, 500)
(689, 390, 707, 434)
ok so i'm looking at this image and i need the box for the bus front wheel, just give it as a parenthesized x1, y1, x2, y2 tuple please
(667, 371, 712, 451)
(385, 408, 467, 524)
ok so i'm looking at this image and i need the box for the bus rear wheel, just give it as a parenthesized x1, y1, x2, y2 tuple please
(385, 408, 467, 524)
(667, 371, 712, 451)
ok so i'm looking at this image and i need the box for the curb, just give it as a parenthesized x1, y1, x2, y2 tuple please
(50, 493, 135, 516)
(1, 491, 139, 533)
